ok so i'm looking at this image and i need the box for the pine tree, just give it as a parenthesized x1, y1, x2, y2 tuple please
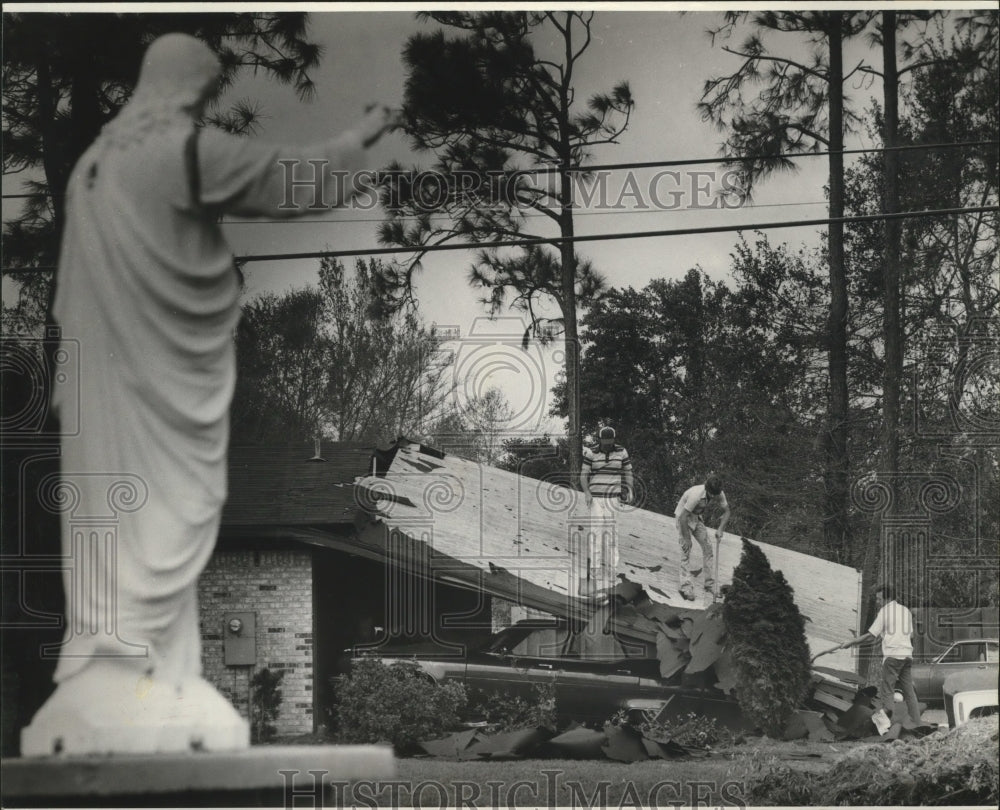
(723, 538, 812, 736)
(377, 11, 633, 481)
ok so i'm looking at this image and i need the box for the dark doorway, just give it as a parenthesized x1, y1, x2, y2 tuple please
(313, 549, 493, 731)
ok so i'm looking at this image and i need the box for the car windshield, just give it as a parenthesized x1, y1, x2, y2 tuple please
(938, 641, 999, 663)
(482, 621, 654, 660)
(483, 623, 570, 656)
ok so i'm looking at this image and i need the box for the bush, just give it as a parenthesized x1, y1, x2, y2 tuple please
(723, 539, 811, 737)
(648, 711, 739, 748)
(467, 683, 558, 732)
(333, 658, 466, 752)
(250, 668, 285, 743)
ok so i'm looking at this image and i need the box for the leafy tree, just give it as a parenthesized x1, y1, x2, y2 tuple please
(2, 11, 322, 335)
(497, 435, 570, 486)
(425, 387, 516, 465)
(723, 539, 811, 736)
(464, 388, 516, 466)
(843, 14, 999, 606)
(231, 288, 331, 444)
(321, 258, 454, 444)
(699, 10, 875, 565)
(551, 261, 826, 554)
(552, 270, 725, 513)
(855, 12, 975, 602)
(232, 258, 453, 446)
(374, 11, 634, 480)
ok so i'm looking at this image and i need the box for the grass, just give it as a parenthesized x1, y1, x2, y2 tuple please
(271, 732, 859, 807)
(277, 726, 1000, 807)
(337, 757, 749, 808)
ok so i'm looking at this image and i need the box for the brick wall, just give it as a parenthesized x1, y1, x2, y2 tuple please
(199, 549, 314, 737)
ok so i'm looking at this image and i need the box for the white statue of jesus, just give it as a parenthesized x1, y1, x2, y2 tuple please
(22, 32, 396, 756)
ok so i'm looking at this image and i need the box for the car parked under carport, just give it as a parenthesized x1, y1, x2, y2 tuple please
(345, 616, 747, 729)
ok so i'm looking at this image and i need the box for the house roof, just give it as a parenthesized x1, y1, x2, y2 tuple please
(356, 438, 863, 670)
(222, 442, 374, 526)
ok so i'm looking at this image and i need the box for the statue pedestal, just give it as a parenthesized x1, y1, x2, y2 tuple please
(2, 745, 395, 807)
(21, 660, 248, 757)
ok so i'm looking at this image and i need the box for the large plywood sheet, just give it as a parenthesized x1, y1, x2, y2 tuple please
(359, 441, 862, 671)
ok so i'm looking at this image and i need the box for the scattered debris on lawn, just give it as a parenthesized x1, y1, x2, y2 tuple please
(418, 711, 735, 763)
(781, 710, 833, 742)
(739, 715, 999, 806)
(800, 664, 934, 740)
(547, 726, 613, 760)
(809, 666, 862, 715)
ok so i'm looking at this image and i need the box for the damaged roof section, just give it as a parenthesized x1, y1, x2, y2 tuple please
(356, 438, 863, 671)
(223, 442, 374, 527)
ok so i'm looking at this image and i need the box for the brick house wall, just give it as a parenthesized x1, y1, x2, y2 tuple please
(199, 549, 314, 737)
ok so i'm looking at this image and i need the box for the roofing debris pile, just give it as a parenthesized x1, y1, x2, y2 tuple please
(611, 588, 898, 743)
(417, 719, 730, 763)
(615, 584, 937, 744)
(358, 441, 888, 754)
(362, 438, 863, 674)
(613, 595, 727, 679)
(804, 665, 937, 741)
(412, 595, 890, 762)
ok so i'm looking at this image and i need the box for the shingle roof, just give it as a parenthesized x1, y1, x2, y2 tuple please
(222, 442, 373, 526)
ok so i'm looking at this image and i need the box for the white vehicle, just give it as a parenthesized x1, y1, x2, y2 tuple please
(951, 688, 999, 727)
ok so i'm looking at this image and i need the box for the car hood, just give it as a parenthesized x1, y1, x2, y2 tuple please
(349, 641, 479, 659)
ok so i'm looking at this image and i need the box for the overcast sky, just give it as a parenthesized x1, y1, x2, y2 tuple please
(214, 6, 880, 436)
(7, 4, 974, 438)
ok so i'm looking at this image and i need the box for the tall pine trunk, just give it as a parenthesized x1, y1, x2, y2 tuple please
(560, 237, 582, 482)
(824, 12, 852, 564)
(560, 17, 583, 483)
(875, 12, 904, 597)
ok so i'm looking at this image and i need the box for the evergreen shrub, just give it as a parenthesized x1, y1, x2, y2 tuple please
(723, 538, 811, 736)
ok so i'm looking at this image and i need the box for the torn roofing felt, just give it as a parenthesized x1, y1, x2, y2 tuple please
(355, 438, 863, 672)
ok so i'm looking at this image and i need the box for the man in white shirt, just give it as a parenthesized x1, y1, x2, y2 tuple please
(838, 584, 922, 732)
(674, 475, 730, 601)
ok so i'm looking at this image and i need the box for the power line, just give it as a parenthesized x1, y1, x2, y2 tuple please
(4, 204, 994, 275)
(234, 205, 999, 264)
(553, 139, 1000, 175)
(215, 198, 829, 226)
(2, 139, 996, 200)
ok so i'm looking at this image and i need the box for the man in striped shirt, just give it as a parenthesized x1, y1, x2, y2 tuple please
(580, 427, 634, 595)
